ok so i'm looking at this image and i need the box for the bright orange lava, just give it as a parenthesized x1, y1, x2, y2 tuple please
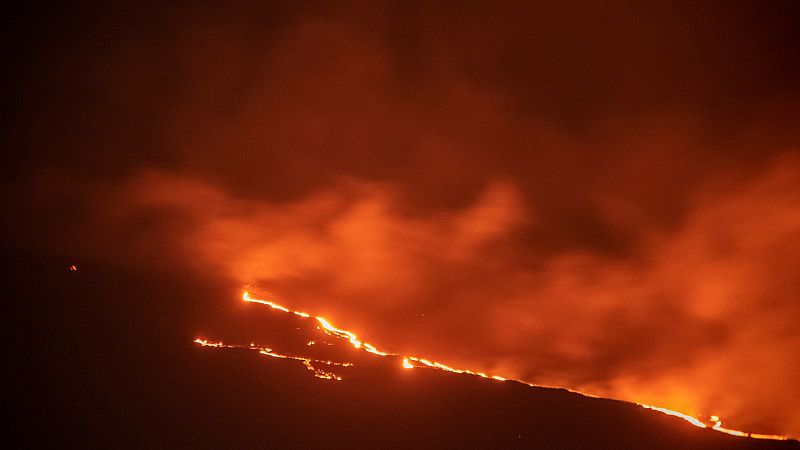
(193, 291, 788, 441)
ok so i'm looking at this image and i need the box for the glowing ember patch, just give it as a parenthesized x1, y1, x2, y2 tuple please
(193, 292, 789, 441)
(68, 265, 78, 271)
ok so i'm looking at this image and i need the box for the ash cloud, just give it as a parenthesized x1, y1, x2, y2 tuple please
(4, 0, 800, 436)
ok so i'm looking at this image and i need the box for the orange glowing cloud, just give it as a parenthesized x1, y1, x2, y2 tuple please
(4, 3, 799, 438)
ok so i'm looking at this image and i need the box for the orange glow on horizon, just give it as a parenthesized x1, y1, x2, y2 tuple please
(194, 291, 789, 442)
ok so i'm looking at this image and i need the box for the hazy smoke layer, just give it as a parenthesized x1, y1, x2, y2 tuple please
(43, 156, 794, 436)
(4, 1, 799, 436)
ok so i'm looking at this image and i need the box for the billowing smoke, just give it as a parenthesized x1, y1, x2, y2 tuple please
(4, 1, 799, 436)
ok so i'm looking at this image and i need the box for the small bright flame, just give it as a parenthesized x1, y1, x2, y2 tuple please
(68, 265, 77, 271)
(402, 358, 413, 369)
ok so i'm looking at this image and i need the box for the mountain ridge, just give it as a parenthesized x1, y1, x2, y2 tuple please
(6, 246, 798, 449)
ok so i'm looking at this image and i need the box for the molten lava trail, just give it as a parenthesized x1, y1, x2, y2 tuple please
(194, 291, 789, 442)
(193, 338, 352, 380)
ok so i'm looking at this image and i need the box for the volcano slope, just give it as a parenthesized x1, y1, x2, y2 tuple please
(7, 246, 798, 449)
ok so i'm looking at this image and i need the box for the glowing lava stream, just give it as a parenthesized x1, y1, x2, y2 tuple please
(194, 291, 788, 441)
(193, 338, 352, 380)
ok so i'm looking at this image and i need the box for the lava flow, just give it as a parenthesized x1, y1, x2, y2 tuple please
(194, 291, 789, 442)
(193, 338, 352, 380)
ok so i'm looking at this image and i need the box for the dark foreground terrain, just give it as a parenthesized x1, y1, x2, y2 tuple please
(7, 246, 798, 449)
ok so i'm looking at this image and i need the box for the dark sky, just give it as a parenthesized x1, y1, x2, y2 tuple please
(3, 0, 800, 437)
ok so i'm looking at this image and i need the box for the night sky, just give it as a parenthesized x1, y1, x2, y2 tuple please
(4, 0, 800, 440)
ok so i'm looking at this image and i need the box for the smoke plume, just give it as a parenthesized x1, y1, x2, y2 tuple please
(4, 0, 799, 436)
